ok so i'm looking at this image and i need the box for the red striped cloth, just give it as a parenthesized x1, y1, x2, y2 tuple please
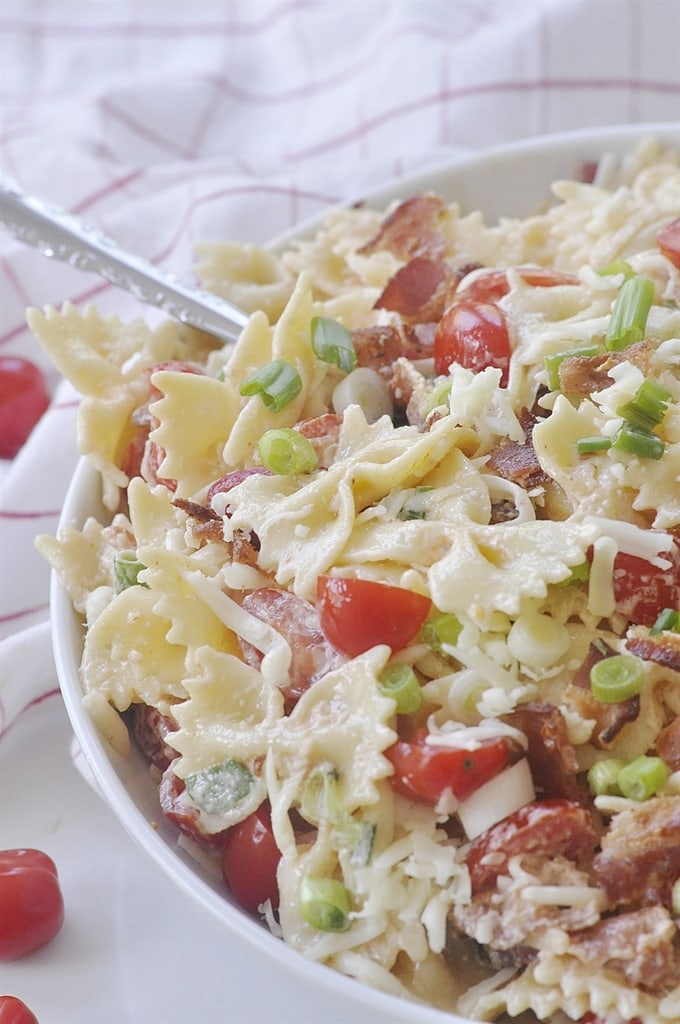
(1, 0, 680, 726)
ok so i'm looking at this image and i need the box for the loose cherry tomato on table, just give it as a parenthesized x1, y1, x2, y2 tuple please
(0, 357, 50, 459)
(0, 997, 39, 1024)
(222, 803, 280, 915)
(316, 576, 432, 658)
(0, 849, 65, 961)
(657, 216, 680, 270)
(385, 729, 512, 805)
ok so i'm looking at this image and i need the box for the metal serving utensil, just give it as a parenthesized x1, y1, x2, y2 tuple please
(0, 175, 250, 345)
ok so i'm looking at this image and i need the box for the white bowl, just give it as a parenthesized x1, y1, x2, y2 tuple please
(51, 121, 680, 1024)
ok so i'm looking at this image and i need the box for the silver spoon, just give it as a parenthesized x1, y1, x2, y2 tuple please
(0, 175, 250, 346)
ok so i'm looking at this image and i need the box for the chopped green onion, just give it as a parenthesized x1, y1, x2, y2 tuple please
(331, 820, 376, 866)
(612, 422, 665, 460)
(617, 755, 669, 801)
(113, 551, 148, 593)
(544, 345, 600, 391)
(598, 259, 635, 280)
(257, 427, 318, 475)
(299, 876, 352, 932)
(311, 317, 357, 374)
(424, 379, 452, 415)
(650, 608, 680, 636)
(554, 561, 591, 588)
(240, 358, 302, 411)
(185, 759, 255, 815)
(587, 758, 626, 796)
(605, 276, 655, 351)
(300, 767, 343, 826)
(576, 435, 612, 456)
(421, 611, 462, 654)
(590, 653, 645, 703)
(618, 377, 672, 431)
(377, 663, 423, 714)
(397, 486, 433, 521)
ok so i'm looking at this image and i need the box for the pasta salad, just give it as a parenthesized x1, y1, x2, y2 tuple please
(34, 136, 680, 1023)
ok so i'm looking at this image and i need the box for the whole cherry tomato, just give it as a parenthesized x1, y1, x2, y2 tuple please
(222, 803, 280, 915)
(0, 849, 65, 960)
(0, 357, 50, 459)
(0, 997, 39, 1024)
(434, 299, 511, 383)
(316, 575, 432, 658)
(385, 730, 512, 805)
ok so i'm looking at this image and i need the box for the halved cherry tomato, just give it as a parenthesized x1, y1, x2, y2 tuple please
(0, 849, 65, 961)
(316, 576, 432, 658)
(456, 267, 578, 305)
(0, 356, 50, 459)
(222, 803, 280, 915)
(434, 299, 511, 383)
(657, 217, 680, 270)
(0, 997, 39, 1024)
(385, 729, 512, 805)
(610, 542, 680, 628)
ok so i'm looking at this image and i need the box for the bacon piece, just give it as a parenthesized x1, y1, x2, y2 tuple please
(173, 497, 261, 561)
(374, 257, 455, 322)
(206, 466, 272, 506)
(485, 438, 549, 491)
(131, 704, 178, 773)
(351, 322, 435, 374)
(504, 702, 580, 800)
(558, 341, 652, 394)
(593, 795, 680, 907)
(358, 194, 450, 260)
(294, 413, 342, 468)
(656, 717, 680, 771)
(626, 628, 680, 674)
(466, 799, 598, 895)
(563, 640, 640, 749)
(568, 906, 680, 992)
(387, 357, 431, 426)
(239, 588, 345, 709)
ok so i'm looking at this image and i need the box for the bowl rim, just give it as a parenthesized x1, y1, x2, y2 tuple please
(51, 120, 680, 1024)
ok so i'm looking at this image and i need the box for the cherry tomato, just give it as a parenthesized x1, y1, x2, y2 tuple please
(222, 803, 280, 915)
(0, 357, 50, 459)
(0, 849, 64, 961)
(0, 997, 39, 1024)
(316, 576, 432, 658)
(610, 542, 680, 628)
(657, 216, 680, 270)
(433, 299, 511, 383)
(385, 730, 511, 805)
(457, 267, 577, 304)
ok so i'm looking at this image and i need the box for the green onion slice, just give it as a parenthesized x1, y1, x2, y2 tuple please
(240, 358, 302, 411)
(618, 377, 672, 431)
(544, 345, 600, 391)
(311, 317, 357, 374)
(617, 755, 669, 801)
(576, 436, 612, 456)
(598, 259, 635, 280)
(257, 427, 318, 475)
(423, 379, 452, 415)
(331, 820, 377, 866)
(300, 767, 343, 826)
(299, 876, 352, 932)
(377, 663, 423, 714)
(612, 422, 665, 460)
(650, 608, 680, 636)
(605, 276, 655, 351)
(421, 611, 462, 654)
(554, 561, 591, 588)
(587, 758, 626, 796)
(113, 551, 148, 593)
(590, 653, 645, 703)
(185, 759, 255, 815)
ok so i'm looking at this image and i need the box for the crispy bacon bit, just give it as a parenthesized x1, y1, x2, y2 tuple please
(656, 717, 680, 772)
(294, 413, 342, 468)
(387, 357, 431, 426)
(239, 588, 345, 709)
(358, 194, 450, 260)
(504, 702, 580, 800)
(485, 438, 549, 492)
(563, 639, 640, 749)
(558, 341, 652, 394)
(374, 257, 455, 322)
(466, 799, 598, 895)
(593, 795, 680, 908)
(352, 323, 435, 373)
(568, 906, 680, 992)
(132, 704, 178, 773)
(173, 497, 225, 542)
(626, 628, 680, 674)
